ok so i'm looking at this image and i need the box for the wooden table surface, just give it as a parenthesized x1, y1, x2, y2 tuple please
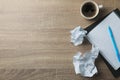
(0, 0, 119, 80)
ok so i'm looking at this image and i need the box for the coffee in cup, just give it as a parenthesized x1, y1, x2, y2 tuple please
(80, 0, 103, 20)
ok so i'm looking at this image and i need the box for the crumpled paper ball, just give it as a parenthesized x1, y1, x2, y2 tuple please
(70, 26, 87, 46)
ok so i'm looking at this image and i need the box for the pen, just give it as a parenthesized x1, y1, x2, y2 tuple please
(108, 26, 120, 62)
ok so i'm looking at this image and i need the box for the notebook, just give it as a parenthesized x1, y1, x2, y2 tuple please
(85, 9, 120, 77)
(87, 11, 120, 70)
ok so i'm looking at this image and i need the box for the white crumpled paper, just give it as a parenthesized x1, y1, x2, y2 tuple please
(70, 26, 87, 46)
(73, 45, 99, 77)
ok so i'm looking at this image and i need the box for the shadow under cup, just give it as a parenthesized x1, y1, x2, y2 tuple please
(81, 2, 98, 19)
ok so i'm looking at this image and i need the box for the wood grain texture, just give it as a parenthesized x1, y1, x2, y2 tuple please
(0, 0, 119, 80)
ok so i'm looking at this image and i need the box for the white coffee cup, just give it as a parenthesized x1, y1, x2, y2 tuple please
(80, 0, 103, 20)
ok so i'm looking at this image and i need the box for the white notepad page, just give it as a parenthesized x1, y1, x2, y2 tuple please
(87, 12, 120, 70)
